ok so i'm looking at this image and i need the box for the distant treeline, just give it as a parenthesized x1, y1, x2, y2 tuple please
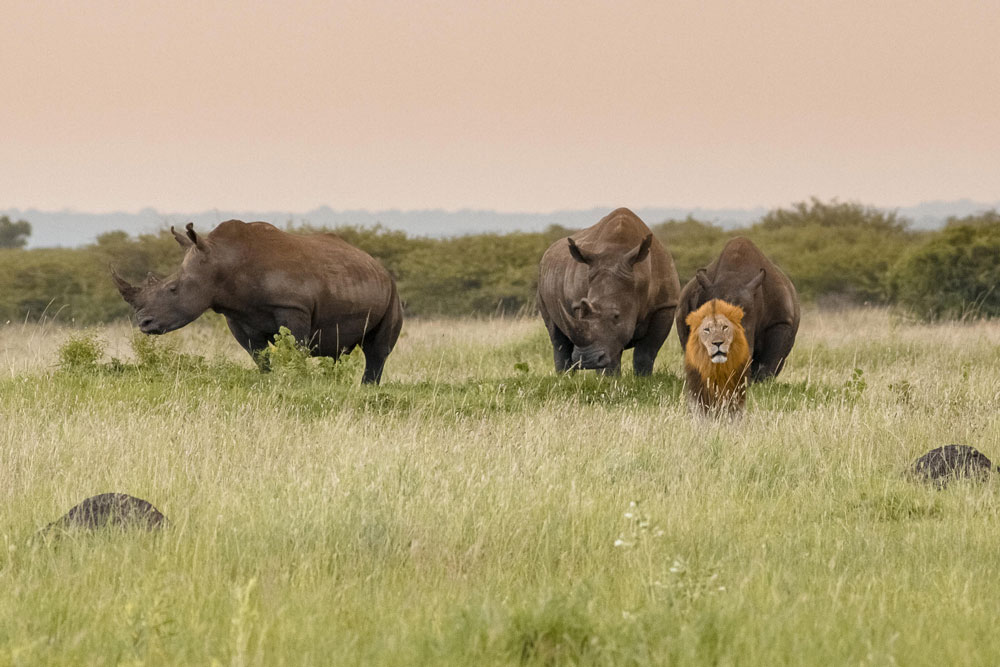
(1, 200, 998, 324)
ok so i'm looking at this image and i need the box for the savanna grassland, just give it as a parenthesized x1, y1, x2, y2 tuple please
(2, 309, 1000, 666)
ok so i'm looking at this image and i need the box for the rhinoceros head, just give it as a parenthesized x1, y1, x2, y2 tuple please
(565, 233, 653, 374)
(111, 223, 216, 335)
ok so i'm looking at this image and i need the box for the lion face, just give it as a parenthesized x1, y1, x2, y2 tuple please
(696, 313, 737, 364)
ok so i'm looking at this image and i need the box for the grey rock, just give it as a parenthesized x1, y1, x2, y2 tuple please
(43, 493, 167, 533)
(910, 445, 995, 488)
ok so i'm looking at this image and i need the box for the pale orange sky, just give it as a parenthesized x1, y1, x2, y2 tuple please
(2, 0, 998, 213)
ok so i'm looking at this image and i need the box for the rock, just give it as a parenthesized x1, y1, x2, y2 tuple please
(43, 493, 168, 533)
(910, 445, 995, 488)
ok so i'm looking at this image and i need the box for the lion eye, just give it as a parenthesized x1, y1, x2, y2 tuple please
(703, 328, 710, 333)
(722, 325, 728, 331)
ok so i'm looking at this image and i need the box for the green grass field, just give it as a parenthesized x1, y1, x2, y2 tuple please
(2, 309, 999, 666)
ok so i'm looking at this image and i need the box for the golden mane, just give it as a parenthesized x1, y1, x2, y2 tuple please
(684, 299, 751, 413)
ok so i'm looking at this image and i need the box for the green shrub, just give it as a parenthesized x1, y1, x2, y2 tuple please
(256, 327, 311, 375)
(746, 199, 918, 303)
(57, 332, 104, 370)
(889, 212, 1000, 320)
(130, 331, 184, 370)
(0, 201, 980, 324)
(256, 327, 363, 381)
(653, 200, 921, 303)
(0, 215, 31, 248)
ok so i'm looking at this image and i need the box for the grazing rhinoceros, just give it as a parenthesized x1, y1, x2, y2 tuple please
(536, 208, 681, 375)
(675, 237, 799, 382)
(113, 220, 402, 384)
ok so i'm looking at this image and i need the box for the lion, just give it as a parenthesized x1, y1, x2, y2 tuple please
(684, 298, 751, 414)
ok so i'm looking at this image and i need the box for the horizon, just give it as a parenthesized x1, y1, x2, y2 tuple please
(2, 1, 998, 214)
(7, 197, 1000, 249)
(6, 195, 1000, 220)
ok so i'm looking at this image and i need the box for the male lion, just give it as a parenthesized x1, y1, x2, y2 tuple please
(684, 299, 751, 414)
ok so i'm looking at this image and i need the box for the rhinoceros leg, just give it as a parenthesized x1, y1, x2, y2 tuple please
(225, 317, 273, 367)
(632, 307, 674, 376)
(360, 296, 403, 385)
(750, 321, 797, 382)
(546, 325, 574, 373)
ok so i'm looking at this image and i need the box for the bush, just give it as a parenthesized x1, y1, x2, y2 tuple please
(653, 200, 920, 303)
(57, 332, 104, 370)
(889, 212, 1000, 320)
(0, 216, 31, 248)
(0, 201, 979, 324)
(0, 249, 127, 323)
(746, 199, 918, 303)
(256, 327, 363, 381)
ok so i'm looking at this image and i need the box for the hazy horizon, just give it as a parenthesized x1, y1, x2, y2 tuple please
(5, 196, 999, 218)
(2, 1, 998, 214)
(6, 198, 999, 249)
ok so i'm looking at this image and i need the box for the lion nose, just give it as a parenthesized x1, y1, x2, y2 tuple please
(712, 341, 724, 347)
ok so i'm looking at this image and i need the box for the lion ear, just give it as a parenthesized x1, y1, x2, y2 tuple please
(685, 310, 702, 328)
(728, 305, 745, 325)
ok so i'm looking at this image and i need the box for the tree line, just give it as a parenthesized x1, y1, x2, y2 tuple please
(1, 200, 998, 324)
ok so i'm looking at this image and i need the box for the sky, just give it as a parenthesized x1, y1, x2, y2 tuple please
(2, 0, 998, 214)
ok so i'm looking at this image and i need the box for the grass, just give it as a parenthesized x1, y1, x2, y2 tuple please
(1, 308, 1000, 665)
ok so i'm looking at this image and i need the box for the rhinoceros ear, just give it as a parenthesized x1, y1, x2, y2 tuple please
(746, 268, 765, 292)
(171, 222, 208, 251)
(625, 234, 652, 266)
(171, 225, 194, 249)
(567, 238, 592, 265)
(111, 267, 140, 307)
(185, 222, 210, 251)
(695, 269, 712, 291)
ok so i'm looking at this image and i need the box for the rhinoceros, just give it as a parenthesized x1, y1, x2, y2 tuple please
(675, 237, 799, 382)
(113, 220, 402, 384)
(536, 208, 681, 375)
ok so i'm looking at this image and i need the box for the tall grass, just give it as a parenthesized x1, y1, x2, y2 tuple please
(1, 309, 999, 665)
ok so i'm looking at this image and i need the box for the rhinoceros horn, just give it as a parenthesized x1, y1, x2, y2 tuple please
(111, 267, 140, 306)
